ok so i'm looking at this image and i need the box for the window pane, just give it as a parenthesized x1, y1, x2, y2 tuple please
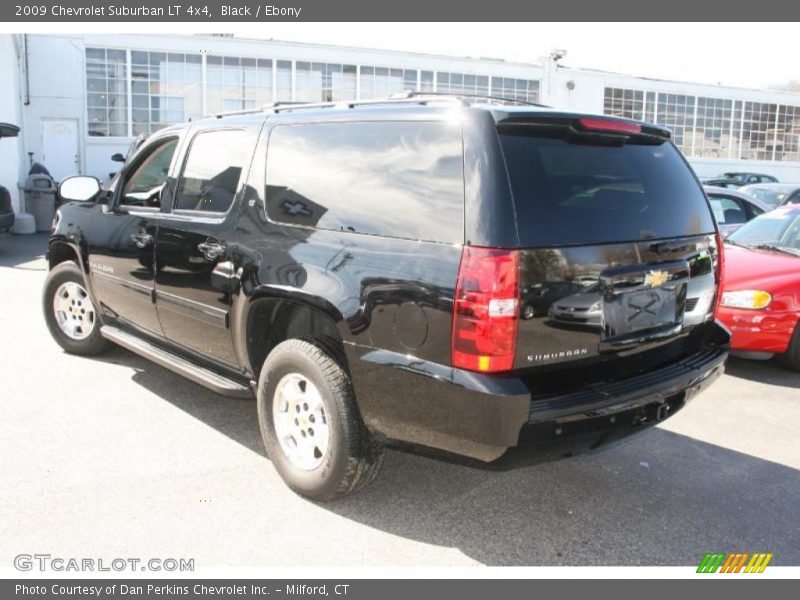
(498, 127, 715, 246)
(695, 97, 734, 158)
(276, 60, 292, 101)
(175, 130, 250, 213)
(655, 93, 696, 155)
(741, 101, 778, 160)
(84, 47, 128, 136)
(121, 139, 179, 207)
(775, 105, 800, 162)
(266, 122, 464, 242)
(489, 77, 540, 102)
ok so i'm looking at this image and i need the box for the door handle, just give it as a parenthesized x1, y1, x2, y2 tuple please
(130, 232, 154, 248)
(197, 240, 225, 261)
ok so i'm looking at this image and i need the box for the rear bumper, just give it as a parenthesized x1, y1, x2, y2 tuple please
(346, 324, 729, 462)
(717, 307, 798, 354)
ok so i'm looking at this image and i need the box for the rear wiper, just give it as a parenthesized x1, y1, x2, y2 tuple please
(752, 243, 800, 257)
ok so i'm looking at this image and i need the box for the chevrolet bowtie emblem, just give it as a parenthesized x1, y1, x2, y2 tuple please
(644, 270, 669, 288)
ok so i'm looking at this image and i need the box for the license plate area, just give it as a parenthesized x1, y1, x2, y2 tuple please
(599, 260, 690, 341)
(603, 287, 679, 337)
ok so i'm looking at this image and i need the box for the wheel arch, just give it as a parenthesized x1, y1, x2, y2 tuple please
(241, 290, 349, 381)
(48, 238, 84, 271)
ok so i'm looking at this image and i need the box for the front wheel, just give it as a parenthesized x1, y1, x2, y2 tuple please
(43, 261, 111, 356)
(257, 339, 384, 501)
(777, 322, 800, 372)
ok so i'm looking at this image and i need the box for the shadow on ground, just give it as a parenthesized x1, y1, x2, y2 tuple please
(87, 344, 800, 566)
(0, 232, 48, 269)
(725, 355, 800, 389)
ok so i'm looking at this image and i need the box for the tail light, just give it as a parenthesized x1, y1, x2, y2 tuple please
(452, 247, 520, 373)
(712, 232, 726, 318)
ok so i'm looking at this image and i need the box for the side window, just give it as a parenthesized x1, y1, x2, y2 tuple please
(174, 129, 250, 213)
(120, 138, 178, 208)
(746, 202, 765, 219)
(709, 195, 747, 225)
(265, 121, 464, 243)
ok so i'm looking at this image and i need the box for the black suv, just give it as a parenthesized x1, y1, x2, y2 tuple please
(44, 96, 729, 500)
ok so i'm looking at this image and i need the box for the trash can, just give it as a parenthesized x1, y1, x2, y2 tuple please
(24, 174, 57, 232)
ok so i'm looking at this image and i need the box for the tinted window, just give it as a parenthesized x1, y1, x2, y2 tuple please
(499, 129, 715, 246)
(121, 138, 178, 207)
(265, 122, 464, 242)
(175, 129, 249, 213)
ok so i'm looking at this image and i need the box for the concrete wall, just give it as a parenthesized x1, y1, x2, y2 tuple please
(22, 34, 86, 177)
(0, 35, 24, 212)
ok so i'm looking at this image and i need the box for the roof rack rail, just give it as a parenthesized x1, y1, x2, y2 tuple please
(266, 95, 467, 113)
(395, 90, 551, 108)
(203, 101, 306, 119)
(200, 92, 548, 120)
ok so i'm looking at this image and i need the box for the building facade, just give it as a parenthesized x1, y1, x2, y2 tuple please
(2, 33, 800, 212)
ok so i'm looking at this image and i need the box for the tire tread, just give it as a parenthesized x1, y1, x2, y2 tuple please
(259, 339, 384, 500)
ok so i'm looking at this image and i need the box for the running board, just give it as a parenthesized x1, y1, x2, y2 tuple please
(100, 325, 252, 398)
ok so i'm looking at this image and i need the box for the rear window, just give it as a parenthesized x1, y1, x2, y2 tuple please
(741, 186, 792, 209)
(266, 121, 464, 243)
(498, 128, 715, 246)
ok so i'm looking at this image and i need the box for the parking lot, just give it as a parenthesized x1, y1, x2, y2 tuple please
(1, 232, 798, 567)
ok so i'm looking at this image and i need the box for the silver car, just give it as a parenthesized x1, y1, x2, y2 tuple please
(704, 185, 771, 236)
(548, 284, 603, 327)
(738, 183, 800, 211)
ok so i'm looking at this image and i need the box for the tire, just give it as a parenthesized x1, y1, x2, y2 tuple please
(43, 261, 111, 356)
(257, 339, 384, 501)
(777, 322, 800, 372)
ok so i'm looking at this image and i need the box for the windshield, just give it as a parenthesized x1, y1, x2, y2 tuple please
(499, 127, 715, 246)
(727, 209, 800, 252)
(739, 186, 795, 209)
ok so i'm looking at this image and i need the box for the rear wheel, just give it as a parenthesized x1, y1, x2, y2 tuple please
(777, 322, 800, 372)
(43, 261, 111, 356)
(522, 304, 536, 320)
(257, 339, 384, 500)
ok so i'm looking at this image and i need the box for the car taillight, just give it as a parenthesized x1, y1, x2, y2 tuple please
(712, 232, 726, 318)
(452, 247, 519, 373)
(577, 117, 642, 135)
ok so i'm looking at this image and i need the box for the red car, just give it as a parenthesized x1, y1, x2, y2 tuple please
(718, 206, 800, 371)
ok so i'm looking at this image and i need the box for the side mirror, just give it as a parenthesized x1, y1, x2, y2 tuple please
(111, 153, 126, 163)
(59, 175, 102, 203)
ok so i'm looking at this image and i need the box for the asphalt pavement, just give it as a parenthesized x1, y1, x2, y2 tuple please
(1, 232, 798, 567)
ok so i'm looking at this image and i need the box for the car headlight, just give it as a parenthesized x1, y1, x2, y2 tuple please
(721, 290, 772, 310)
(589, 301, 601, 311)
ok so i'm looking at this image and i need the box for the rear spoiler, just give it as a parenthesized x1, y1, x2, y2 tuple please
(495, 114, 671, 141)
